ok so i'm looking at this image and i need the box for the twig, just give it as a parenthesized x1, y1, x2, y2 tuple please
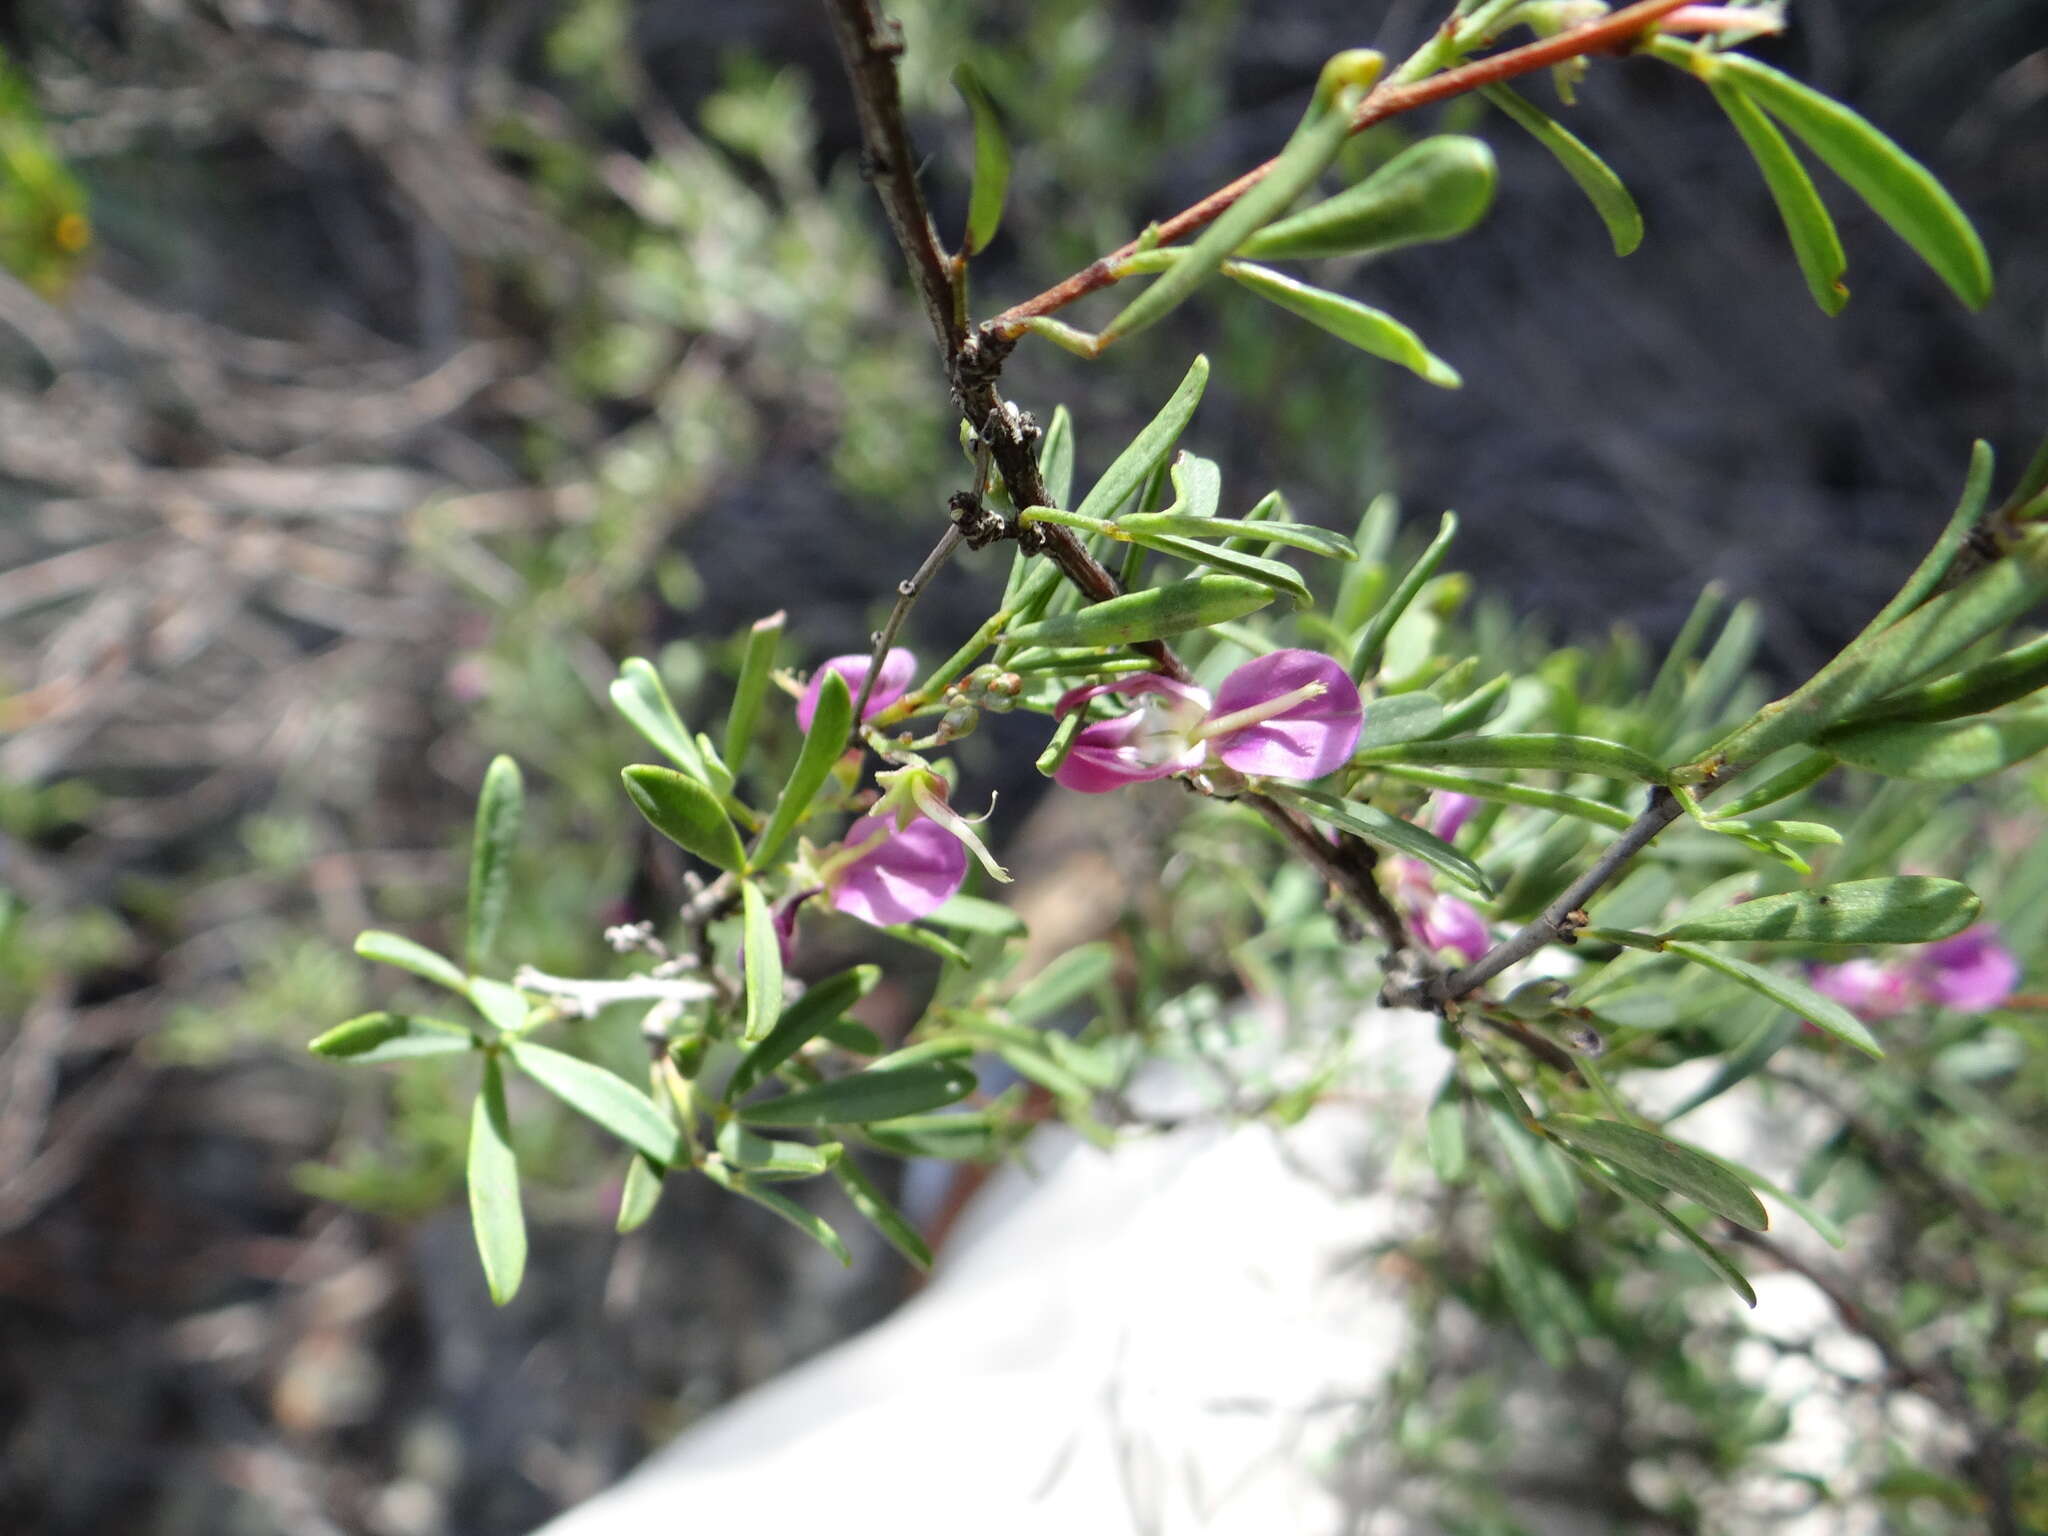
(986, 0, 1700, 335)
(849, 523, 964, 734)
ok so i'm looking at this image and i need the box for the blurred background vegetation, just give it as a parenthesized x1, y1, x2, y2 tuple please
(0, 0, 2044, 1531)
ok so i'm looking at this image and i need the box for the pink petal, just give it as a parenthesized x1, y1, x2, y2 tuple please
(1807, 958, 1913, 1021)
(1430, 792, 1480, 842)
(1914, 926, 2020, 1013)
(1416, 893, 1490, 965)
(799, 648, 916, 732)
(824, 814, 966, 926)
(1053, 671, 1211, 720)
(1053, 712, 1206, 793)
(1207, 649, 1364, 781)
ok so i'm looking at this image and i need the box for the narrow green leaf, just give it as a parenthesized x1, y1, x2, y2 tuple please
(738, 1061, 978, 1127)
(1360, 731, 1668, 783)
(1119, 528, 1313, 607)
(464, 756, 523, 973)
(740, 879, 783, 1046)
(1006, 942, 1115, 1026)
(1483, 84, 1642, 256)
(1357, 693, 1446, 752)
(506, 1040, 680, 1164)
(1038, 404, 1076, 511)
(610, 657, 707, 779)
(1074, 355, 1211, 522)
(468, 1057, 526, 1305)
(354, 929, 467, 996)
(1431, 672, 1511, 737)
(1004, 573, 1277, 650)
(623, 765, 746, 872)
(951, 61, 1011, 256)
(1271, 784, 1492, 896)
(1716, 53, 1991, 310)
(310, 1011, 476, 1063)
(728, 963, 883, 1099)
(1821, 706, 2048, 782)
(723, 611, 785, 775)
(1709, 80, 1848, 314)
(1659, 876, 1978, 945)
(701, 1158, 851, 1264)
(1547, 1115, 1768, 1230)
(753, 669, 852, 868)
(863, 1110, 1006, 1161)
(879, 923, 974, 966)
(1849, 630, 2048, 725)
(1563, 1148, 1757, 1307)
(1864, 440, 1996, 634)
(1163, 451, 1222, 522)
(616, 1152, 663, 1233)
(717, 1120, 840, 1180)
(1714, 752, 1835, 818)
(1426, 1079, 1469, 1182)
(820, 1019, 883, 1055)
(1351, 512, 1458, 682)
(1482, 1098, 1578, 1231)
(1223, 261, 1460, 387)
(1239, 134, 1497, 260)
(833, 1157, 933, 1270)
(1368, 763, 1634, 830)
(1121, 511, 1357, 561)
(466, 976, 530, 1035)
(1665, 940, 1882, 1058)
(1101, 51, 1383, 344)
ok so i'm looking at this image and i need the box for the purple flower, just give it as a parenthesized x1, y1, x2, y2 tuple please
(1429, 792, 1480, 842)
(1808, 924, 2020, 1023)
(1050, 649, 1363, 794)
(1389, 856, 1491, 964)
(799, 648, 916, 732)
(1912, 925, 2020, 1013)
(819, 812, 966, 927)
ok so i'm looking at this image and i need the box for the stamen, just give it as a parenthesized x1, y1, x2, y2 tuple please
(915, 786, 1013, 883)
(1191, 681, 1327, 742)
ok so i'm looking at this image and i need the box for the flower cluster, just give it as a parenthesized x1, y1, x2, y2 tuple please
(1810, 926, 2021, 1020)
(1390, 793, 1492, 964)
(1050, 649, 1363, 793)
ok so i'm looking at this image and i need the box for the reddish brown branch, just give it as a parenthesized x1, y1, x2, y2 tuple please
(986, 0, 1697, 335)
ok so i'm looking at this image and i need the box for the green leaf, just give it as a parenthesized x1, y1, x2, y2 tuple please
(740, 879, 783, 1046)
(1709, 79, 1848, 314)
(1863, 441, 1996, 633)
(1482, 1099, 1578, 1231)
(1482, 84, 1642, 256)
(716, 1120, 840, 1180)
(1426, 1080, 1468, 1182)
(879, 923, 974, 967)
(1562, 1147, 1757, 1307)
(466, 976, 530, 1035)
(1351, 512, 1458, 682)
(924, 894, 1024, 936)
(701, 1158, 851, 1264)
(728, 964, 883, 1099)
(1664, 1012, 1801, 1122)
(1357, 692, 1446, 752)
(1006, 942, 1115, 1026)
(1271, 785, 1492, 896)
(610, 657, 707, 779)
(1100, 51, 1383, 345)
(1117, 527, 1312, 607)
(616, 1152, 663, 1233)
(1239, 134, 1496, 260)
(310, 1011, 476, 1063)
(1360, 732, 1668, 783)
(463, 755, 523, 973)
(1163, 452, 1222, 522)
(833, 1157, 933, 1270)
(753, 669, 852, 867)
(1658, 876, 1978, 945)
(1367, 763, 1634, 831)
(506, 1040, 680, 1164)
(1547, 1115, 1768, 1230)
(1004, 573, 1277, 650)
(354, 929, 467, 995)
(863, 1109, 1006, 1160)
(737, 1061, 978, 1127)
(1119, 511, 1357, 561)
(1665, 941, 1882, 1058)
(468, 1057, 526, 1305)
(1714, 752, 1835, 818)
(723, 610, 785, 775)
(951, 61, 1011, 256)
(622, 765, 745, 872)
(1038, 404, 1076, 511)
(1848, 630, 2048, 726)
(1223, 261, 1460, 388)
(1821, 706, 2048, 782)
(1072, 356, 1210, 524)
(1715, 53, 1991, 310)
